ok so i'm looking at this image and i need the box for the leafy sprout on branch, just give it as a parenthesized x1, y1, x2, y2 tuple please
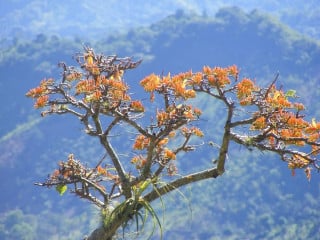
(26, 47, 320, 239)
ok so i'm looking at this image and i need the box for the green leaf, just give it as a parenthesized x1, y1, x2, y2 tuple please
(285, 89, 296, 98)
(56, 184, 67, 196)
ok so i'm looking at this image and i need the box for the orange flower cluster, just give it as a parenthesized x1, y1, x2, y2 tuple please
(251, 116, 266, 130)
(131, 155, 147, 169)
(73, 71, 130, 105)
(267, 90, 291, 109)
(133, 135, 150, 150)
(86, 64, 100, 76)
(140, 73, 161, 92)
(140, 66, 238, 101)
(236, 78, 257, 106)
(26, 78, 54, 108)
(104, 74, 130, 104)
(163, 148, 176, 160)
(181, 126, 204, 137)
(140, 71, 196, 100)
(202, 66, 234, 88)
(288, 154, 310, 169)
(76, 79, 96, 94)
(287, 115, 308, 128)
(191, 72, 203, 85)
(280, 129, 305, 146)
(26, 78, 54, 98)
(305, 119, 320, 154)
(171, 72, 195, 99)
(65, 71, 83, 82)
(97, 165, 107, 176)
(156, 105, 201, 126)
(129, 100, 145, 112)
(305, 119, 320, 134)
(269, 112, 309, 146)
(288, 155, 312, 180)
(293, 103, 305, 111)
(157, 137, 169, 146)
(156, 110, 169, 126)
(34, 95, 49, 109)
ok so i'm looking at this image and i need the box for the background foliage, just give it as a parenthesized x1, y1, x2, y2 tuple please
(1, 2, 320, 239)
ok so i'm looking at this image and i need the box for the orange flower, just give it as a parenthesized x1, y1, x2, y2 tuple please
(133, 135, 150, 150)
(227, 65, 239, 80)
(65, 72, 82, 81)
(34, 95, 49, 108)
(161, 73, 171, 86)
(26, 86, 45, 98)
(193, 107, 202, 117)
(111, 70, 124, 81)
(97, 75, 108, 85)
(206, 75, 215, 85)
(164, 148, 176, 160)
(131, 155, 147, 169)
(268, 135, 276, 147)
(237, 78, 256, 99)
(157, 110, 169, 125)
(130, 100, 145, 112)
(308, 133, 319, 142)
(276, 96, 291, 108)
(40, 78, 54, 87)
(294, 103, 305, 111)
(192, 127, 204, 137)
(287, 116, 308, 128)
(212, 67, 230, 87)
(88, 65, 100, 75)
(97, 165, 107, 176)
(305, 119, 320, 134)
(85, 90, 102, 102)
(251, 116, 266, 130)
(267, 90, 292, 109)
(202, 65, 212, 75)
(76, 79, 96, 94)
(184, 89, 196, 98)
(183, 109, 195, 120)
(281, 129, 305, 146)
(26, 79, 54, 98)
(191, 72, 203, 85)
(171, 75, 186, 97)
(288, 154, 310, 169)
(140, 73, 161, 92)
(157, 138, 169, 146)
(181, 126, 190, 135)
(239, 97, 253, 106)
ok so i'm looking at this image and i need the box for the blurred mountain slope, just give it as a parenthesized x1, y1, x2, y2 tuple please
(0, 0, 319, 43)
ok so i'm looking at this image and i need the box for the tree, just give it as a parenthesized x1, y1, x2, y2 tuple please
(26, 47, 320, 239)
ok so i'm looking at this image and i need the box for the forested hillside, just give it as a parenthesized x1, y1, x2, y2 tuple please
(0, 6, 320, 239)
(1, 0, 319, 41)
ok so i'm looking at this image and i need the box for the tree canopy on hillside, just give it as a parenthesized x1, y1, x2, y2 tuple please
(26, 47, 320, 239)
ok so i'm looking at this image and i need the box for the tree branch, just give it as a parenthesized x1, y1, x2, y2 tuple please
(144, 167, 220, 203)
(216, 100, 234, 174)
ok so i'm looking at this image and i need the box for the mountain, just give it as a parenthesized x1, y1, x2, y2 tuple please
(0, 6, 320, 239)
(1, 0, 320, 44)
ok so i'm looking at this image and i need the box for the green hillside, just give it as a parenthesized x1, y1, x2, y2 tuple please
(0, 7, 319, 239)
